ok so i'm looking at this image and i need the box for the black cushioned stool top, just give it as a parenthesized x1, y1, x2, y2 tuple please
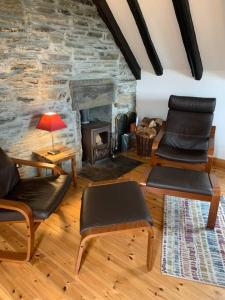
(146, 166, 213, 196)
(80, 181, 153, 233)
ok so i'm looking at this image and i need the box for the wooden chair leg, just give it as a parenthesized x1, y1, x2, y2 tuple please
(147, 226, 154, 271)
(26, 222, 34, 261)
(26, 221, 41, 261)
(75, 224, 155, 275)
(75, 236, 88, 275)
(207, 196, 220, 229)
(0, 220, 38, 262)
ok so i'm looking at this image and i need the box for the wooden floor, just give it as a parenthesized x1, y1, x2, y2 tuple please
(1, 151, 225, 300)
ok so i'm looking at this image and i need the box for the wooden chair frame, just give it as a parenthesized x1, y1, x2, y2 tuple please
(151, 122, 216, 173)
(75, 221, 154, 275)
(141, 172, 221, 229)
(75, 181, 155, 275)
(0, 158, 64, 262)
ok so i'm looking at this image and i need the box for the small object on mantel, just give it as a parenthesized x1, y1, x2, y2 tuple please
(32, 144, 77, 186)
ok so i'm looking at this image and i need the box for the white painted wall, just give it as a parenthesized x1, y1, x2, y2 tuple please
(106, 0, 225, 159)
(137, 70, 225, 159)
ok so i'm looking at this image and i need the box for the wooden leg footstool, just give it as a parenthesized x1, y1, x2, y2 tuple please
(144, 166, 221, 229)
(75, 181, 154, 274)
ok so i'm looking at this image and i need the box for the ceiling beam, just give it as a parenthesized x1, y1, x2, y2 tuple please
(93, 0, 141, 80)
(172, 0, 203, 80)
(127, 0, 163, 76)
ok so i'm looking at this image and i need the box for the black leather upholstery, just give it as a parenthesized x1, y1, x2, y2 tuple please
(157, 96, 216, 161)
(80, 181, 153, 233)
(156, 144, 208, 163)
(147, 166, 213, 195)
(169, 95, 216, 113)
(162, 110, 213, 150)
(0, 175, 72, 221)
(0, 148, 20, 198)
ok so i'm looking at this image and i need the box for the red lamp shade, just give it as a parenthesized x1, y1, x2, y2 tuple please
(36, 112, 67, 132)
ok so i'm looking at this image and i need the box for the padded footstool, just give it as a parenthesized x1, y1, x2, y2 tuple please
(145, 166, 221, 229)
(75, 181, 154, 274)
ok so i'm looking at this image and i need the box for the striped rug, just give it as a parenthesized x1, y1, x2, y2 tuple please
(162, 195, 225, 287)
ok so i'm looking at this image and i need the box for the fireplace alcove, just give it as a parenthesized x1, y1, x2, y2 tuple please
(69, 79, 115, 164)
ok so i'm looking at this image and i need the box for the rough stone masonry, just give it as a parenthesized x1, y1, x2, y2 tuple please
(0, 0, 136, 171)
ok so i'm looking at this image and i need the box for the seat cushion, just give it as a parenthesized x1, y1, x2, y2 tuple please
(80, 181, 153, 233)
(146, 166, 213, 195)
(0, 175, 72, 222)
(0, 148, 20, 198)
(156, 144, 208, 163)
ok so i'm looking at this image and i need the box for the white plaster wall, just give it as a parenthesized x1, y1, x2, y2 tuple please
(137, 70, 225, 159)
(106, 0, 225, 159)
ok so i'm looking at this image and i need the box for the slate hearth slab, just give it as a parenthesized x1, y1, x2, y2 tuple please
(78, 155, 142, 181)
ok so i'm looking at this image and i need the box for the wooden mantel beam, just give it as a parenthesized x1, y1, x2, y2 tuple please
(127, 0, 163, 76)
(172, 0, 203, 80)
(93, 0, 141, 80)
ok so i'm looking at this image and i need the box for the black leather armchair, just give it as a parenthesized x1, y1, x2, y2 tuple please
(151, 95, 216, 172)
(0, 148, 72, 262)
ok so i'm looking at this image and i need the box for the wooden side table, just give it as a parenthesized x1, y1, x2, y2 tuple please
(32, 145, 77, 186)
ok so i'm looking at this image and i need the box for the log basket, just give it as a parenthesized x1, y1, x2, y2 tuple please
(136, 118, 161, 157)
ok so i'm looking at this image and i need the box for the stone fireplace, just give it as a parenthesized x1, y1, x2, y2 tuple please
(0, 0, 136, 173)
(69, 78, 114, 122)
(69, 78, 114, 163)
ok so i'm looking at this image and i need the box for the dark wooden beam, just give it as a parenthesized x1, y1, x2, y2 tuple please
(172, 0, 203, 80)
(127, 0, 163, 76)
(93, 0, 141, 80)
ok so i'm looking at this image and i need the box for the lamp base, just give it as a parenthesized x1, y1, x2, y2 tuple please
(47, 149, 60, 155)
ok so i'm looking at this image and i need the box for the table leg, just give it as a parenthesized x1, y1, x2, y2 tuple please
(71, 156, 77, 186)
(207, 195, 220, 229)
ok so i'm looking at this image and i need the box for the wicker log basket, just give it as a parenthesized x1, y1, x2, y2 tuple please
(136, 118, 163, 157)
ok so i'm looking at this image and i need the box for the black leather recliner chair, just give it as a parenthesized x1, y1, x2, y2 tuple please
(152, 95, 216, 172)
(0, 148, 71, 262)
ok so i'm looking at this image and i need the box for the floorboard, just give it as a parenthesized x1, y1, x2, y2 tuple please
(0, 151, 225, 300)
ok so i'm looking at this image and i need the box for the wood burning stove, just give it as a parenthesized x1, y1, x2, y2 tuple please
(81, 121, 111, 164)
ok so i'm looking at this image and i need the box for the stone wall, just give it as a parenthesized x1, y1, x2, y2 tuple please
(0, 0, 136, 171)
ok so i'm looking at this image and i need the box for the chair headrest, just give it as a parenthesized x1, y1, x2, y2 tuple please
(169, 95, 216, 113)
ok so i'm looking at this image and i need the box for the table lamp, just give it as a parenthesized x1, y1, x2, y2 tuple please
(36, 112, 67, 155)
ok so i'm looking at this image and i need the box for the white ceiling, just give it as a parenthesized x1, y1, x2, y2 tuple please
(106, 0, 225, 73)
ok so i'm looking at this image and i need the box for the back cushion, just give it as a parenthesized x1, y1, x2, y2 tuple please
(0, 148, 20, 197)
(162, 110, 213, 150)
(169, 95, 216, 113)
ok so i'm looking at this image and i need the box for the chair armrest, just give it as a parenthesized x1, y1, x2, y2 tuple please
(0, 199, 33, 222)
(11, 158, 64, 175)
(152, 122, 166, 151)
(208, 126, 216, 157)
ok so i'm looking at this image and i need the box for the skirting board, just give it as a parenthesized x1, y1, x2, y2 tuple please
(213, 158, 225, 169)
